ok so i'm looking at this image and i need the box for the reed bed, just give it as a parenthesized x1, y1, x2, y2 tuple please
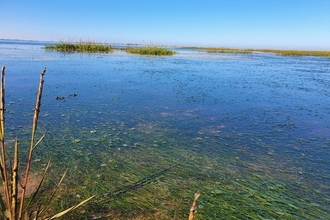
(45, 41, 113, 53)
(257, 49, 330, 58)
(194, 47, 330, 58)
(124, 46, 175, 56)
(206, 48, 253, 54)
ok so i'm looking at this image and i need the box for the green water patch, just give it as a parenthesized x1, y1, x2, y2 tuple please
(6, 89, 330, 219)
(12, 112, 328, 219)
(9, 85, 330, 218)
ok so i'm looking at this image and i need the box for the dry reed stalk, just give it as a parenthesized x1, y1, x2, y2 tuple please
(1, 66, 13, 219)
(11, 139, 19, 218)
(18, 68, 46, 220)
(188, 192, 200, 220)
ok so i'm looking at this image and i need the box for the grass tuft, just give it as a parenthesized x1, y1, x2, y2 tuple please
(206, 48, 253, 54)
(45, 41, 113, 53)
(124, 46, 175, 56)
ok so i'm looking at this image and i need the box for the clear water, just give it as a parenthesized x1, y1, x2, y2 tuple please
(1, 40, 330, 219)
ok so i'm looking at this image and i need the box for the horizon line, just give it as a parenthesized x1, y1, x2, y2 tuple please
(1, 38, 330, 52)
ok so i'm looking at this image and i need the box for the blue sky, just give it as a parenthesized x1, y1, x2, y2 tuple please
(1, 0, 330, 50)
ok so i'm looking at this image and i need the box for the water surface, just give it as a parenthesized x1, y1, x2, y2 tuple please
(1, 40, 330, 219)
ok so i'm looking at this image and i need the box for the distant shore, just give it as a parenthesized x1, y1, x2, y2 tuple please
(1, 39, 330, 58)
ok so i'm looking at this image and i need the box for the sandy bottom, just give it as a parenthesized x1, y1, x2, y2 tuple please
(0, 172, 42, 200)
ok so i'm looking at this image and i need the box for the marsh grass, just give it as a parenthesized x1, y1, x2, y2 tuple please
(206, 48, 253, 54)
(45, 41, 113, 53)
(257, 49, 330, 58)
(196, 47, 330, 58)
(124, 46, 175, 56)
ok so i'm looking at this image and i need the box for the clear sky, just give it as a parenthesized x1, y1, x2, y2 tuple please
(1, 0, 330, 50)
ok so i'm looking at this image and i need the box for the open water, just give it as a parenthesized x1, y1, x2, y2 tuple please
(0, 40, 329, 219)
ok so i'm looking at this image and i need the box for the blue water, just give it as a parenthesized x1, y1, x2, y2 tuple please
(1, 40, 330, 218)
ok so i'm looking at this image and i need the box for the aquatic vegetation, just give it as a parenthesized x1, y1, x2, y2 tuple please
(37, 120, 330, 219)
(45, 41, 113, 53)
(206, 48, 253, 54)
(189, 46, 330, 58)
(124, 46, 175, 56)
(257, 49, 330, 58)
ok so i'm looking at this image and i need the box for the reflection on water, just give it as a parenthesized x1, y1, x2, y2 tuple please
(1, 40, 330, 218)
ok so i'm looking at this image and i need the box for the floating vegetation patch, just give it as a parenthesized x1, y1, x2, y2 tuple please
(206, 48, 253, 54)
(45, 41, 113, 53)
(257, 49, 330, 58)
(124, 46, 175, 56)
(188, 46, 330, 58)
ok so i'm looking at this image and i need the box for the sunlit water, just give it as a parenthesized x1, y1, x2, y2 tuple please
(1, 40, 330, 219)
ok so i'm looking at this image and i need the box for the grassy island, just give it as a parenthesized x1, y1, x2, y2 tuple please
(124, 46, 175, 56)
(45, 42, 113, 53)
(189, 47, 330, 58)
(206, 48, 253, 54)
(257, 49, 330, 58)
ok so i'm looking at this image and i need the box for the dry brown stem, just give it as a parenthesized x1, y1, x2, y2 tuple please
(188, 192, 200, 220)
(18, 68, 46, 220)
(1, 65, 12, 219)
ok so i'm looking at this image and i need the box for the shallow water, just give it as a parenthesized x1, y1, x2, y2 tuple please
(1, 40, 330, 219)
